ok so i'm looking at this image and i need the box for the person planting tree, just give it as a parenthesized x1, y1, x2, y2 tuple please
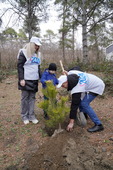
(57, 69, 105, 133)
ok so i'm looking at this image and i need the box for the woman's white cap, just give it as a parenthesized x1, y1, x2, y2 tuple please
(57, 75, 67, 88)
(30, 37, 42, 46)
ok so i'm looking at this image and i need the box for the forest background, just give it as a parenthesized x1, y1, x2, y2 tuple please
(0, 0, 113, 92)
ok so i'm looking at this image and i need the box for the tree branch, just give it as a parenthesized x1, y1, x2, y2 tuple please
(87, 12, 113, 33)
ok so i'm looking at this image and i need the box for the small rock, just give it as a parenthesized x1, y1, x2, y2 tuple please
(107, 152, 111, 156)
(94, 148, 99, 153)
(76, 157, 80, 162)
(6, 81, 12, 84)
(102, 147, 107, 152)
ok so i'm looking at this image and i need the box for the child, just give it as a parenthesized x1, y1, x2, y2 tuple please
(17, 37, 42, 125)
(40, 63, 58, 119)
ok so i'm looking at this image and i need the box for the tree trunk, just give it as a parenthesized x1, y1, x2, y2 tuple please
(62, 31, 65, 61)
(82, 0, 88, 64)
(28, 0, 32, 40)
(93, 29, 100, 62)
(59, 123, 62, 130)
(72, 19, 75, 61)
(62, 2, 66, 62)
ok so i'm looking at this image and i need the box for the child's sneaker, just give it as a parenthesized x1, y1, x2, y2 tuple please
(23, 120, 29, 125)
(31, 119, 39, 124)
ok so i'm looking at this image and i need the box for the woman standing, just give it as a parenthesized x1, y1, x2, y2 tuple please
(17, 37, 42, 125)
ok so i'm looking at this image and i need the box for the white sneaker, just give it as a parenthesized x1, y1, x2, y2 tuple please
(31, 119, 39, 124)
(23, 120, 29, 125)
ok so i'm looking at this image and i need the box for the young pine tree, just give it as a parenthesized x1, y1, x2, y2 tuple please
(38, 81, 70, 130)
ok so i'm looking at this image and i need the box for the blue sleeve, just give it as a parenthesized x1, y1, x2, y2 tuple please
(53, 76, 59, 86)
(40, 72, 47, 85)
(56, 78, 59, 85)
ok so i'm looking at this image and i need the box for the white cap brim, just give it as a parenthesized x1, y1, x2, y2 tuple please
(35, 42, 42, 46)
(57, 75, 67, 88)
(57, 83, 62, 88)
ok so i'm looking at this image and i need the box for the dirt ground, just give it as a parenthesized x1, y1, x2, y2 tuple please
(0, 75, 113, 170)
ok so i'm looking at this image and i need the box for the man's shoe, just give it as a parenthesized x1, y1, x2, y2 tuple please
(87, 124, 104, 133)
(23, 120, 29, 125)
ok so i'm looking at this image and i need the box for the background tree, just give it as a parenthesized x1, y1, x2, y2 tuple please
(17, 29, 27, 39)
(88, 21, 111, 61)
(2, 27, 17, 38)
(44, 29, 56, 44)
(55, 0, 113, 64)
(56, 0, 68, 61)
(1, 0, 49, 39)
(70, 0, 113, 63)
(55, 0, 77, 62)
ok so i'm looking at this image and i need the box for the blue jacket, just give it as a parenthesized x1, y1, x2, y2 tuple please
(40, 69, 58, 88)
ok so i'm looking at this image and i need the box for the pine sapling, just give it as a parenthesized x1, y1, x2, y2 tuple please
(38, 81, 70, 134)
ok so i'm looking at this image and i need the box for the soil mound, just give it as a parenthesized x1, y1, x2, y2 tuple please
(26, 127, 113, 170)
